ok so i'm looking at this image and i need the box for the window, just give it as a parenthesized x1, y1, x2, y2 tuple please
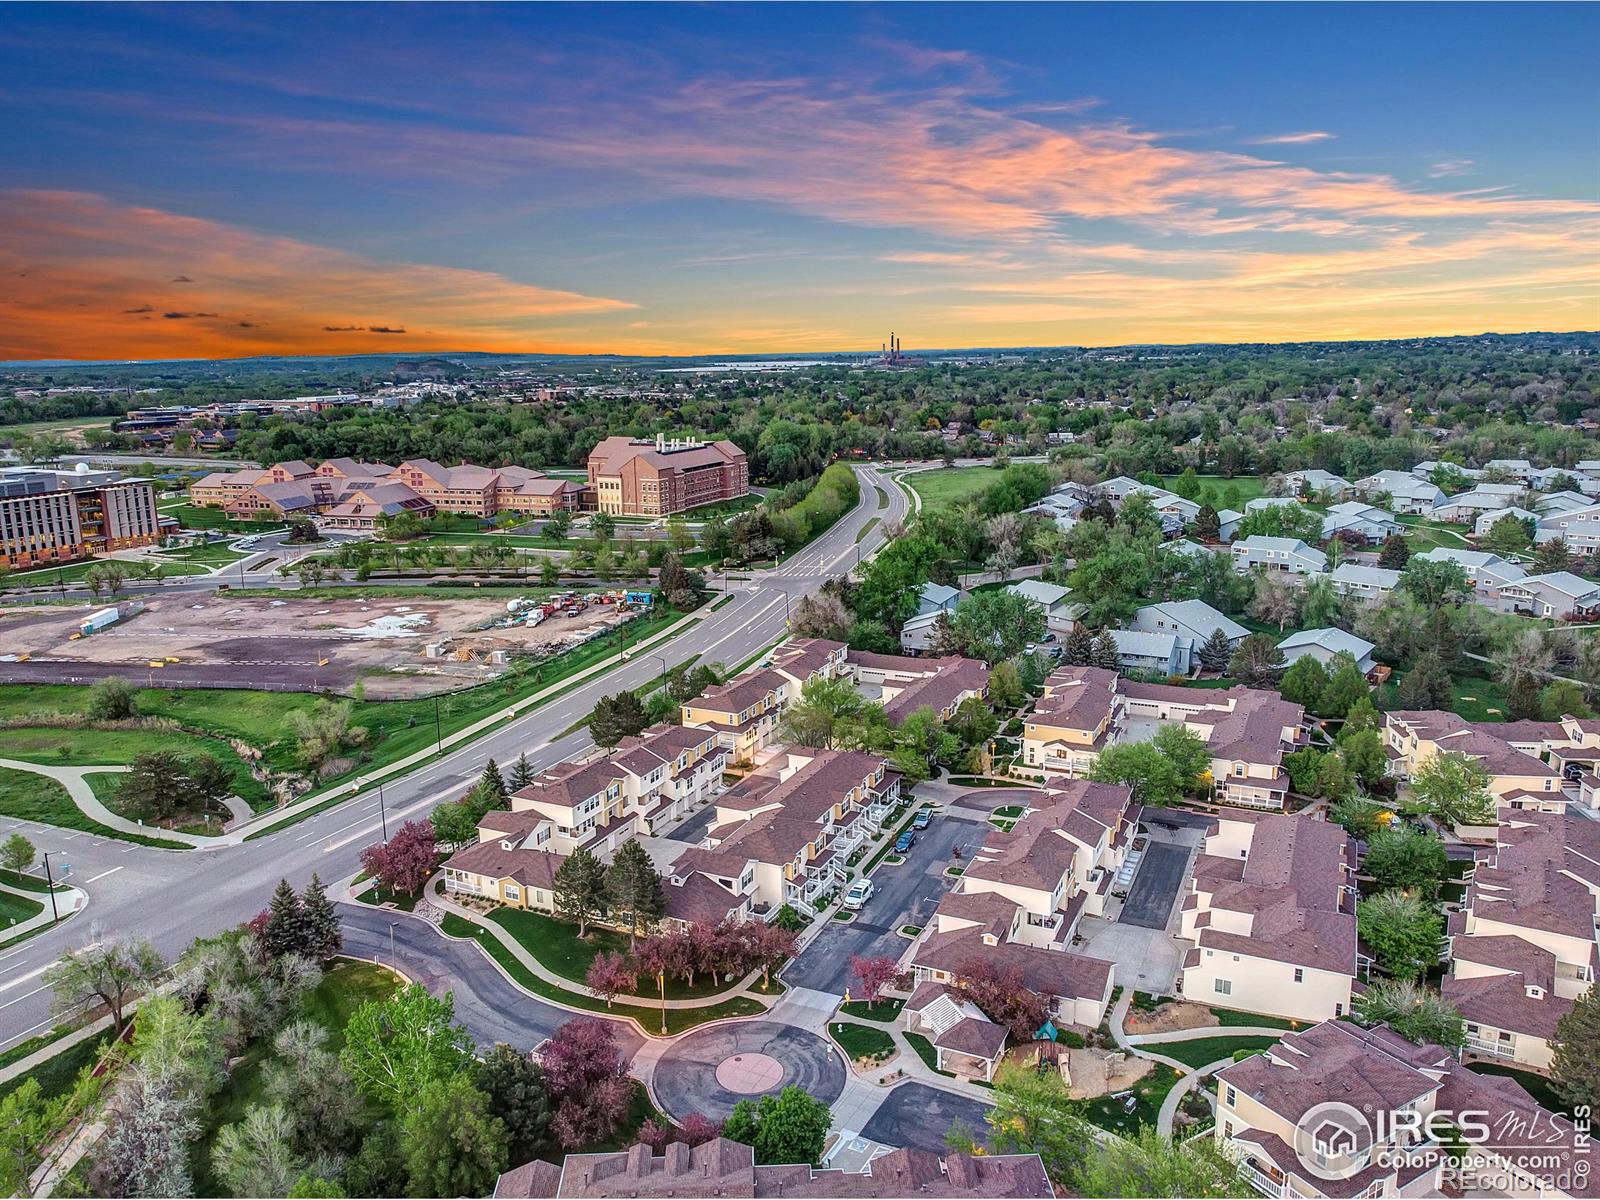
(1225, 1086, 1237, 1108)
(1294, 968, 1304, 983)
(504, 885, 521, 902)
(1214, 979, 1232, 996)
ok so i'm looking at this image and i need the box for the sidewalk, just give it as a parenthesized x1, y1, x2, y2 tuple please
(233, 603, 712, 842)
(0, 879, 88, 946)
(0, 758, 216, 849)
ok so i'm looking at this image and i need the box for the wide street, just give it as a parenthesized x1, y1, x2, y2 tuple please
(0, 464, 909, 1049)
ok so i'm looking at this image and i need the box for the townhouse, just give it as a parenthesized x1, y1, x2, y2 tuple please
(1002, 579, 1082, 636)
(1214, 1019, 1592, 1200)
(1329, 562, 1402, 603)
(1128, 599, 1249, 672)
(1495, 570, 1600, 619)
(1474, 505, 1538, 538)
(1383, 711, 1567, 806)
(1276, 628, 1376, 674)
(1093, 476, 1200, 525)
(1412, 547, 1526, 603)
(1021, 666, 1123, 778)
(668, 748, 900, 918)
(1353, 470, 1445, 515)
(1109, 629, 1186, 676)
(494, 1138, 1053, 1199)
(1535, 503, 1600, 552)
(1484, 458, 1536, 483)
(1179, 813, 1357, 1022)
(680, 668, 796, 766)
(1536, 490, 1597, 516)
(1232, 536, 1328, 577)
(1446, 808, 1599, 1068)
(1282, 469, 1353, 499)
(1431, 483, 1528, 524)
(898, 582, 965, 653)
(1320, 500, 1403, 544)
(836, 648, 990, 724)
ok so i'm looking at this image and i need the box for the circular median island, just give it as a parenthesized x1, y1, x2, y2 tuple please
(653, 1020, 845, 1123)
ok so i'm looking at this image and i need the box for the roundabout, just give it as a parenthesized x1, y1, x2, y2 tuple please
(653, 1020, 846, 1123)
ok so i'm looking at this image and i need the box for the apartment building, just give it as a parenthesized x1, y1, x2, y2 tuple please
(1475, 505, 1539, 538)
(1179, 813, 1357, 1023)
(1214, 1020, 1591, 1200)
(1320, 500, 1402, 544)
(0, 466, 161, 569)
(494, 1139, 1053, 1199)
(1329, 562, 1402, 602)
(1353, 470, 1445, 514)
(1276, 628, 1376, 674)
(1496, 571, 1600, 619)
(1281, 469, 1352, 499)
(1383, 711, 1567, 807)
(1128, 599, 1249, 672)
(1412, 548, 1526, 603)
(1446, 809, 1598, 1068)
(1021, 665, 1124, 778)
(667, 748, 900, 918)
(1536, 502, 1600, 551)
(1231, 536, 1328, 577)
(586, 435, 748, 517)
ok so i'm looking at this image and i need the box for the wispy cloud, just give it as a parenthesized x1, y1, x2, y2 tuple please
(1429, 158, 1475, 177)
(1245, 131, 1337, 145)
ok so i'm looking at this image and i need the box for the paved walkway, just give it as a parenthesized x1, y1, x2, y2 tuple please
(0, 880, 87, 945)
(0, 758, 216, 849)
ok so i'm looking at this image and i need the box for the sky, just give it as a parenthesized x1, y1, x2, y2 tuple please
(1, 2, 1597, 361)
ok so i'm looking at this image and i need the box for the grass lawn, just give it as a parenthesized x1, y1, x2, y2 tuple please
(0, 766, 188, 849)
(490, 908, 745, 1000)
(0, 888, 43, 927)
(1157, 475, 1269, 506)
(0, 726, 268, 810)
(1080, 1062, 1181, 1134)
(830, 1022, 896, 1063)
(855, 516, 880, 544)
(1379, 671, 1509, 723)
(0, 1033, 114, 1102)
(1153, 1035, 1280, 1069)
(1397, 514, 1474, 552)
(1206, 1006, 1300, 1031)
(6, 557, 211, 587)
(838, 998, 903, 1023)
(88, 770, 228, 837)
(902, 1031, 950, 1076)
(1466, 1062, 1573, 1118)
(191, 960, 399, 1195)
(440, 913, 766, 1034)
(162, 503, 282, 532)
(0, 868, 67, 894)
(152, 541, 248, 565)
(353, 883, 422, 912)
(905, 466, 1002, 516)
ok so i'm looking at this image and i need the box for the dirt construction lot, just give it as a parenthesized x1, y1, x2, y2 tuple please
(0, 592, 630, 697)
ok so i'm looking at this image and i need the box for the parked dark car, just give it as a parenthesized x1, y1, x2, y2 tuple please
(894, 829, 917, 853)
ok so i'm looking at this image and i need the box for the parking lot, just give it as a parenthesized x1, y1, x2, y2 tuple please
(860, 1083, 992, 1153)
(782, 811, 974, 995)
(1118, 840, 1191, 928)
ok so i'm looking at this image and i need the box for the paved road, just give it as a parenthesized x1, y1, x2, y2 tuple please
(338, 905, 644, 1059)
(0, 464, 911, 1048)
(1118, 841, 1191, 929)
(782, 814, 969, 995)
(652, 1020, 845, 1124)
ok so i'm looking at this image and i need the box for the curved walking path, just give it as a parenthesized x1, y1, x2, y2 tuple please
(0, 758, 218, 848)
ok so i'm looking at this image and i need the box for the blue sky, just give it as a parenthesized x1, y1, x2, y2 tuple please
(1, 3, 1595, 358)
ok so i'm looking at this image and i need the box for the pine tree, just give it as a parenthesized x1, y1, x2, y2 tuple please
(1505, 672, 1543, 721)
(1550, 985, 1599, 1116)
(477, 759, 507, 803)
(606, 838, 665, 949)
(590, 692, 649, 748)
(301, 873, 342, 961)
(508, 753, 532, 792)
(553, 848, 608, 937)
(1196, 626, 1232, 673)
(1063, 627, 1093, 666)
(1089, 629, 1121, 672)
(1193, 504, 1221, 542)
(261, 878, 310, 959)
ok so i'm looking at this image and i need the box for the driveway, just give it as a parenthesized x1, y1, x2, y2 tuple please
(1118, 840, 1191, 929)
(338, 906, 645, 1062)
(860, 1083, 992, 1152)
(664, 803, 719, 844)
(782, 817, 969, 995)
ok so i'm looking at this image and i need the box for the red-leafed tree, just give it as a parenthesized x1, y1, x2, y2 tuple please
(686, 922, 720, 987)
(656, 929, 696, 986)
(632, 935, 671, 985)
(955, 956, 1048, 1038)
(850, 955, 901, 1007)
(638, 1112, 723, 1154)
(541, 1018, 636, 1149)
(746, 923, 798, 989)
(360, 819, 437, 895)
(585, 951, 635, 1008)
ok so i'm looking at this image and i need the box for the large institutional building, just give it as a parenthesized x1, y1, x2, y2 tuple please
(191, 439, 750, 525)
(585, 435, 749, 517)
(0, 465, 162, 569)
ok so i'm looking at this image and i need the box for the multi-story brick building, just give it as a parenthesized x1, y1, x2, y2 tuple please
(0, 466, 161, 569)
(586, 435, 748, 516)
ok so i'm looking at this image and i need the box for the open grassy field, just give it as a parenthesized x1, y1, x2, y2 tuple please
(0, 726, 268, 809)
(0, 766, 188, 848)
(489, 909, 734, 1000)
(1397, 514, 1473, 551)
(1380, 670, 1509, 723)
(6, 557, 211, 587)
(0, 888, 43, 927)
(905, 466, 1001, 516)
(159, 502, 282, 533)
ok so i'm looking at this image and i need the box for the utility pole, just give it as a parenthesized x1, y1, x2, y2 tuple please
(377, 779, 389, 842)
(41, 853, 59, 924)
(433, 696, 443, 755)
(389, 921, 397, 966)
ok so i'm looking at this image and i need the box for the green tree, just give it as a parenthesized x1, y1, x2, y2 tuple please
(1279, 656, 1328, 710)
(970, 1061, 1092, 1186)
(1540, 680, 1594, 721)
(1407, 751, 1496, 827)
(87, 674, 138, 720)
(1072, 1126, 1251, 1198)
(1365, 824, 1448, 897)
(431, 800, 480, 849)
(1299, 574, 1342, 629)
(402, 1076, 509, 1199)
(1353, 980, 1464, 1049)
(722, 1086, 832, 1166)
(340, 984, 474, 1111)
(1329, 797, 1392, 839)
(474, 758, 508, 806)
(1193, 504, 1221, 542)
(1088, 725, 1208, 806)
(590, 691, 648, 748)
(1483, 513, 1532, 555)
(1089, 627, 1121, 671)
(1358, 891, 1444, 980)
(0, 833, 35, 877)
(476, 1043, 552, 1166)
(778, 674, 866, 749)
(553, 848, 608, 937)
(1319, 653, 1372, 719)
(1550, 985, 1599, 1117)
(262, 1020, 362, 1160)
(262, 877, 312, 960)
(116, 750, 195, 822)
(301, 874, 342, 961)
(988, 659, 1026, 709)
(45, 934, 164, 1036)
(213, 1103, 304, 1199)
(605, 838, 665, 949)
(1377, 535, 1411, 570)
(1400, 558, 1470, 610)
(1338, 729, 1387, 790)
(1196, 626, 1232, 674)
(1533, 537, 1570, 574)
(1229, 634, 1286, 687)
(509, 752, 533, 791)
(1396, 651, 1455, 711)
(946, 590, 1046, 664)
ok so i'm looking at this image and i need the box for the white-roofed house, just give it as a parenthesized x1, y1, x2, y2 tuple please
(1215, 508, 1244, 543)
(1230, 536, 1327, 577)
(1484, 458, 1535, 482)
(1109, 629, 1187, 676)
(899, 610, 947, 654)
(1431, 484, 1527, 523)
(1281, 469, 1352, 499)
(1130, 600, 1249, 672)
(1275, 628, 1376, 674)
(1244, 496, 1301, 514)
(1320, 500, 1403, 544)
(1495, 571, 1600, 619)
(1330, 562, 1402, 603)
(1535, 490, 1596, 516)
(1414, 548, 1527, 603)
(1475, 506, 1539, 538)
(1535, 502, 1600, 551)
(1354, 470, 1445, 514)
(1004, 579, 1082, 635)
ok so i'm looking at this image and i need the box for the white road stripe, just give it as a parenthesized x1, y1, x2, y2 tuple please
(84, 867, 123, 883)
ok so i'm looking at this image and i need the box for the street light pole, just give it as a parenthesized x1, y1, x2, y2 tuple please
(41, 853, 59, 924)
(377, 780, 389, 842)
(433, 696, 443, 755)
(659, 970, 667, 1035)
(389, 921, 397, 966)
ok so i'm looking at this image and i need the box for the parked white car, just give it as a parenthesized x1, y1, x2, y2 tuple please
(843, 879, 875, 910)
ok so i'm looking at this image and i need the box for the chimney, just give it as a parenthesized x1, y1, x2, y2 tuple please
(626, 1143, 652, 1177)
(665, 1142, 690, 1175)
(656, 433, 665, 452)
